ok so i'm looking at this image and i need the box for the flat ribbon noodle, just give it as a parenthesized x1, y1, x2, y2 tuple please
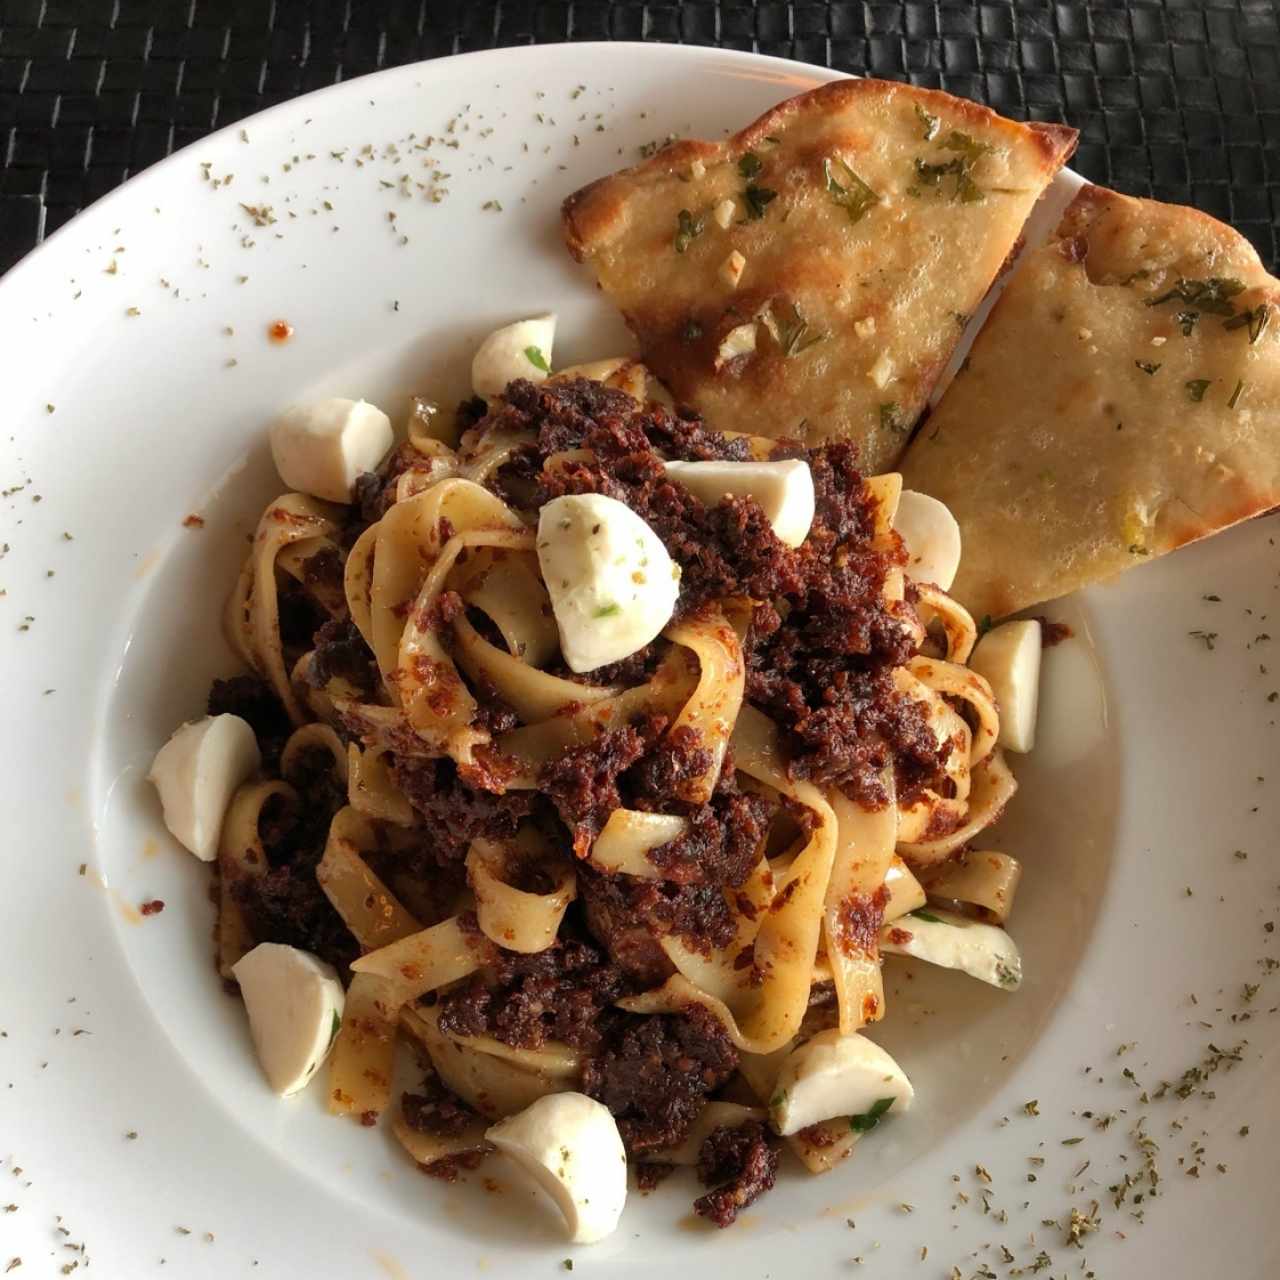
(657, 855, 776, 1005)
(915, 582, 978, 664)
(864, 472, 903, 543)
(369, 478, 531, 759)
(225, 493, 344, 723)
(492, 646, 699, 789)
(922, 850, 1022, 924)
(406, 397, 455, 450)
(590, 809, 689, 877)
(396, 434, 459, 504)
(908, 655, 999, 768)
(275, 535, 348, 619)
(400, 1005, 573, 1119)
(882, 856, 927, 922)
(452, 612, 619, 723)
(328, 970, 398, 1118)
(392, 1112, 491, 1168)
(662, 605, 746, 804)
(551, 357, 650, 401)
(625, 705, 836, 1055)
(347, 743, 415, 826)
(217, 780, 296, 979)
(280, 721, 349, 786)
(823, 777, 898, 1034)
(892, 666, 971, 844)
(448, 548, 559, 668)
(350, 914, 488, 1009)
(881, 566, 927, 650)
(641, 1102, 765, 1166)
(343, 523, 379, 651)
(458, 428, 537, 486)
(466, 836, 577, 954)
(316, 807, 421, 950)
(899, 749, 1018, 866)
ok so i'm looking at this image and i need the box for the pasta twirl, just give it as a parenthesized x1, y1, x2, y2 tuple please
(193, 356, 1028, 1235)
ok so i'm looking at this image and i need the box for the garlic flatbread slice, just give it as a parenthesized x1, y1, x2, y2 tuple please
(562, 78, 1075, 473)
(900, 184, 1280, 621)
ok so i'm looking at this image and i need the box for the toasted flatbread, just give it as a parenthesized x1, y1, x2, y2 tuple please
(562, 79, 1076, 473)
(899, 184, 1280, 621)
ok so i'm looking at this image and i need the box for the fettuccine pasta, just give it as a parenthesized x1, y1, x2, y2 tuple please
(170, 355, 1036, 1240)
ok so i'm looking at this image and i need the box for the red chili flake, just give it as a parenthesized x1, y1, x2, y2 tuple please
(268, 320, 294, 343)
(359, 1110, 378, 1127)
(182, 514, 206, 529)
(139, 899, 165, 916)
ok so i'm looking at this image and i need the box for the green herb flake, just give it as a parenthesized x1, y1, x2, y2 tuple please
(1146, 276, 1245, 316)
(879, 402, 906, 433)
(911, 909, 945, 924)
(1134, 359, 1162, 375)
(823, 157, 880, 224)
(1228, 379, 1246, 409)
(681, 317, 703, 343)
(673, 207, 705, 254)
(1189, 629, 1218, 650)
(1061, 1136, 1084, 1146)
(1185, 378, 1212, 402)
(1023, 1099, 1040, 1117)
(914, 104, 940, 141)
(940, 130, 993, 164)
(912, 131, 993, 203)
(1175, 309, 1199, 337)
(738, 152, 763, 180)
(770, 301, 827, 357)
(330, 1009, 342, 1045)
(1222, 302, 1271, 344)
(850, 1097, 895, 1133)
(976, 614, 993, 637)
(524, 346, 551, 373)
(742, 184, 778, 220)
(593, 602, 621, 619)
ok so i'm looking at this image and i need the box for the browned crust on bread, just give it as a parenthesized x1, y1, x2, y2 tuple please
(563, 78, 1078, 261)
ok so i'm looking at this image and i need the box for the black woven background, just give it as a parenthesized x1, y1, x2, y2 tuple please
(1, 1, 1278, 275)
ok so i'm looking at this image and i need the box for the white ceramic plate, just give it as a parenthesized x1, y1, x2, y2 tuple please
(1, 43, 1275, 1280)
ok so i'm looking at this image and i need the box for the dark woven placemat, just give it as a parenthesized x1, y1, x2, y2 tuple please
(1, 1, 1277, 275)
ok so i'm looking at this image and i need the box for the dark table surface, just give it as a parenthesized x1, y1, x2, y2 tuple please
(1, 1, 1277, 277)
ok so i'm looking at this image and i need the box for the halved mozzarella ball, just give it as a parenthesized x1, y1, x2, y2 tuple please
(893, 489, 962, 590)
(968, 620, 1042, 752)
(269, 399, 394, 503)
(472, 314, 556, 398)
(148, 714, 260, 861)
(537, 494, 680, 673)
(231, 943, 345, 1096)
(880, 908, 1023, 990)
(663, 459, 815, 548)
(486, 1092, 627, 1244)
(770, 1028, 914, 1137)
